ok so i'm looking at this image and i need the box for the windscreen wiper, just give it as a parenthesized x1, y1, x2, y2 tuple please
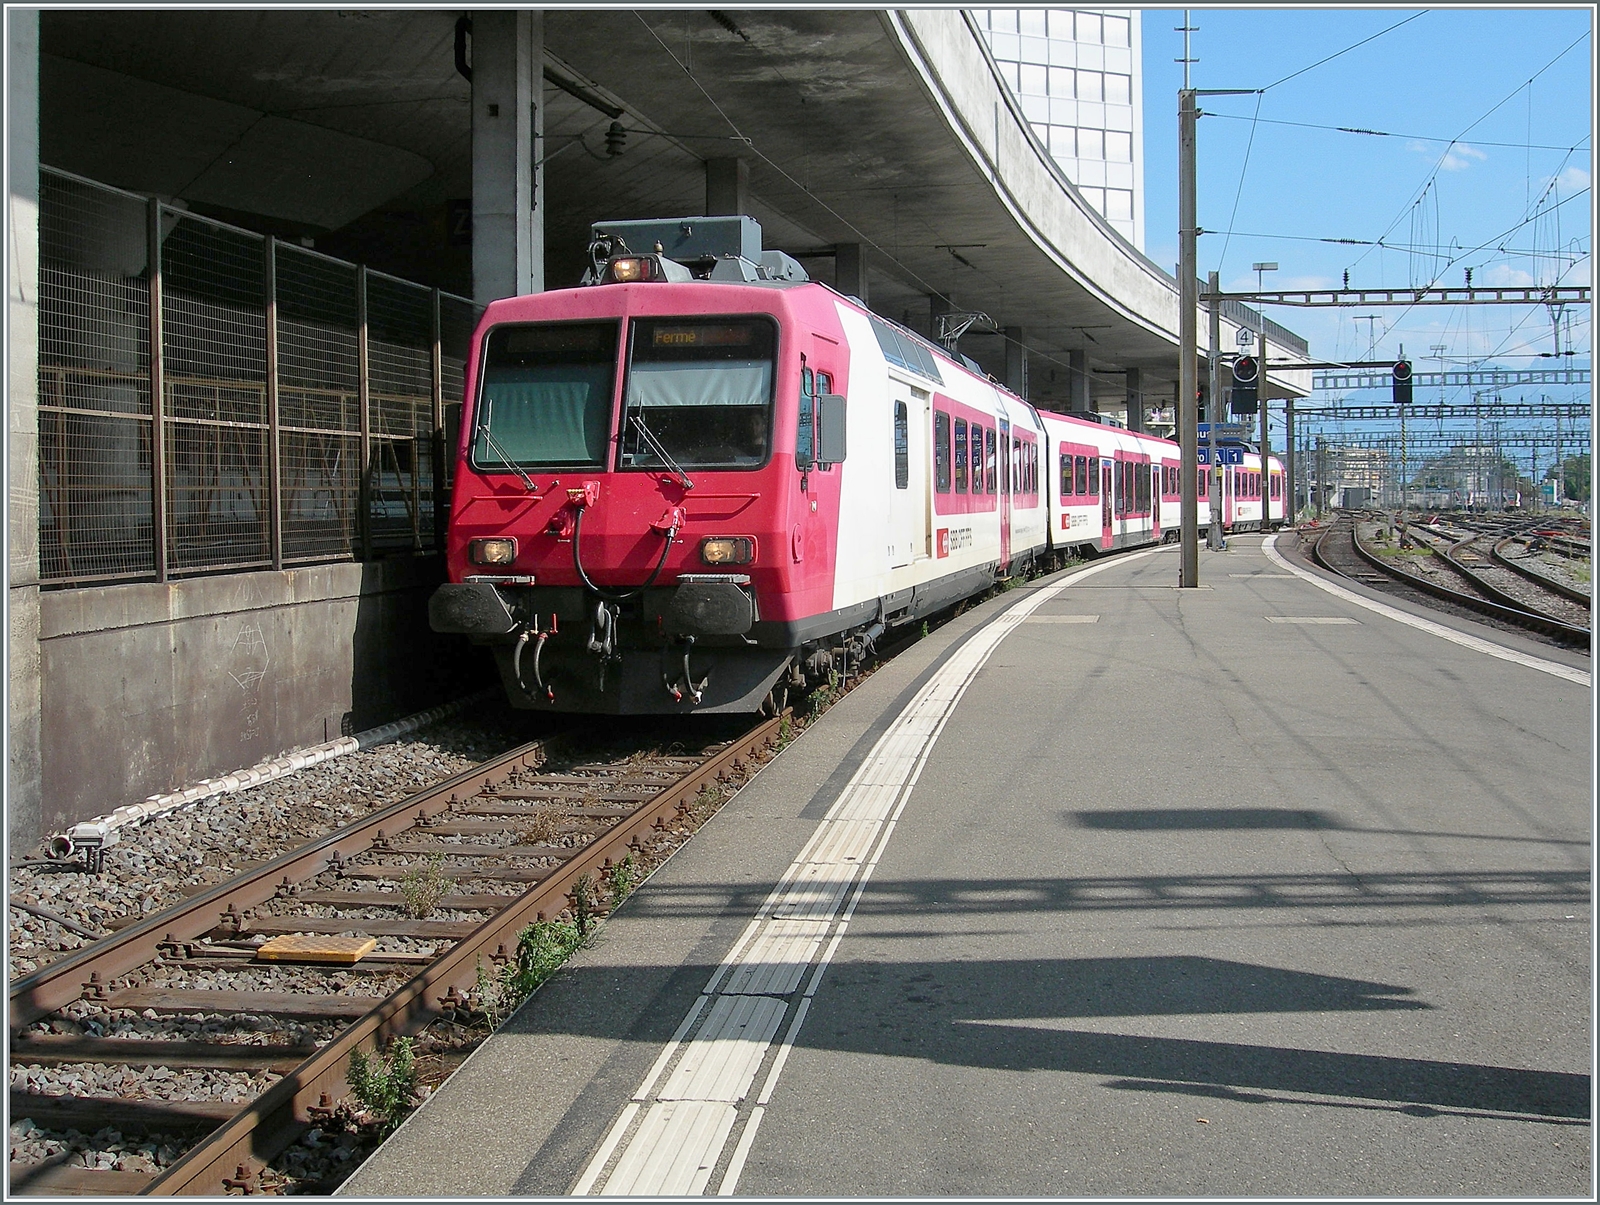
(475, 396, 539, 492)
(630, 413, 694, 491)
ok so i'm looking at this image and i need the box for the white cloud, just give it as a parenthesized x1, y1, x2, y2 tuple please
(1557, 165, 1590, 192)
(1479, 263, 1535, 287)
(1439, 142, 1487, 172)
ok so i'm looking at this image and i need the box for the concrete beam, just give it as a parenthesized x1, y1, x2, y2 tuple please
(1004, 327, 1028, 400)
(471, 10, 542, 302)
(834, 242, 868, 305)
(705, 157, 748, 217)
(1125, 366, 1143, 433)
(9, 8, 41, 848)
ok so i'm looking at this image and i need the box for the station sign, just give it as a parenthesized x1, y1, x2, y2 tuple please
(1198, 446, 1245, 465)
(1198, 423, 1251, 440)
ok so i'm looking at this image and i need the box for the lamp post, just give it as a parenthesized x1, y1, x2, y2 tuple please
(1252, 264, 1276, 530)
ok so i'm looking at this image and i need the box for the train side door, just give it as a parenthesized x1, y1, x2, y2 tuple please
(887, 386, 930, 568)
(888, 391, 914, 567)
(998, 416, 1012, 567)
(1100, 459, 1113, 549)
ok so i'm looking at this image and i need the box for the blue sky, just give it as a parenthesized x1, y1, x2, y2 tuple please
(1140, 6, 1593, 380)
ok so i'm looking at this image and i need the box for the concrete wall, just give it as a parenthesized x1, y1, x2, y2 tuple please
(30, 556, 494, 848)
(9, 9, 43, 852)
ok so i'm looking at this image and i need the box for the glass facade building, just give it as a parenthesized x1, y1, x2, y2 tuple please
(972, 8, 1144, 251)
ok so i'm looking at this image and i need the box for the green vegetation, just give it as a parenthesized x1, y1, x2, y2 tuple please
(399, 854, 455, 919)
(606, 854, 638, 905)
(347, 1037, 418, 1134)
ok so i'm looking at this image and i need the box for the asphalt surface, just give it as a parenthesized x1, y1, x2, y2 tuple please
(342, 534, 1591, 1198)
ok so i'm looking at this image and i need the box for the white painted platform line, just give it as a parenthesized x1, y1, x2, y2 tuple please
(1023, 613, 1100, 623)
(1263, 616, 1360, 625)
(1264, 534, 1591, 686)
(570, 550, 1161, 1196)
(600, 1101, 737, 1196)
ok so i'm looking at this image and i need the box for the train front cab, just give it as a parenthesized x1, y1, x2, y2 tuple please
(432, 288, 851, 714)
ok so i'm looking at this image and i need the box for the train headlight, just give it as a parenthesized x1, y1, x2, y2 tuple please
(606, 256, 656, 284)
(469, 537, 518, 566)
(700, 536, 755, 566)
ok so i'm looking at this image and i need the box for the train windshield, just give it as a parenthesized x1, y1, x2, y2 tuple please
(472, 322, 619, 468)
(620, 317, 776, 470)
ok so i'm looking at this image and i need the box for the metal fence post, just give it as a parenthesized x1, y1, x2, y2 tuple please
(264, 236, 283, 570)
(430, 287, 445, 552)
(147, 198, 167, 583)
(356, 263, 371, 561)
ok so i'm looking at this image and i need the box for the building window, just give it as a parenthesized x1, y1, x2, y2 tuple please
(1106, 130, 1132, 162)
(1106, 190, 1133, 222)
(1105, 73, 1131, 105)
(1076, 70, 1103, 102)
(1077, 11, 1102, 43)
(1104, 14, 1130, 47)
(1020, 61, 1047, 93)
(1079, 128, 1104, 159)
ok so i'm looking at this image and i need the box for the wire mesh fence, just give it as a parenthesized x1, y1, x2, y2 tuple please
(35, 167, 483, 587)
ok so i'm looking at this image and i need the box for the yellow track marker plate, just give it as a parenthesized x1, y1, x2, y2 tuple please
(254, 935, 377, 964)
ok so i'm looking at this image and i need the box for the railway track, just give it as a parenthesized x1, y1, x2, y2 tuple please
(1308, 512, 1590, 650)
(9, 715, 786, 1196)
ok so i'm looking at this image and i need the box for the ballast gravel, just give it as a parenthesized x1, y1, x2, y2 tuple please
(6, 704, 535, 1186)
(7, 705, 535, 979)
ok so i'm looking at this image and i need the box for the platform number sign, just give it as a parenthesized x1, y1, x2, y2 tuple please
(447, 200, 472, 247)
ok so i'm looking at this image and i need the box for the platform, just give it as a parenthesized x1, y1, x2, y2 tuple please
(340, 533, 1591, 1198)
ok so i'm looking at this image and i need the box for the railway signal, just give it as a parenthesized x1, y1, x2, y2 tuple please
(1392, 358, 1413, 405)
(1229, 354, 1258, 416)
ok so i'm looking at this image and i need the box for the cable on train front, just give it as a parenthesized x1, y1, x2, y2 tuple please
(428, 217, 829, 714)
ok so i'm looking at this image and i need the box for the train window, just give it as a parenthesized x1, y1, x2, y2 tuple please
(969, 425, 983, 494)
(985, 427, 997, 494)
(954, 418, 968, 492)
(474, 321, 620, 469)
(1059, 450, 1071, 497)
(797, 367, 815, 466)
(1000, 431, 1011, 495)
(894, 401, 909, 489)
(620, 316, 776, 470)
(1072, 455, 1084, 496)
(1136, 463, 1150, 513)
(934, 410, 951, 493)
(1085, 456, 1096, 496)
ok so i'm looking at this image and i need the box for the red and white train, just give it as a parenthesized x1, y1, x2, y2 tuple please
(429, 218, 1283, 713)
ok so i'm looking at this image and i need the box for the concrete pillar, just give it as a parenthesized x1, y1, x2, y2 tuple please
(1069, 348, 1093, 413)
(1004, 327, 1028, 400)
(834, 242, 868, 304)
(1124, 366, 1143, 433)
(705, 157, 749, 216)
(8, 8, 41, 848)
(471, 10, 542, 302)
